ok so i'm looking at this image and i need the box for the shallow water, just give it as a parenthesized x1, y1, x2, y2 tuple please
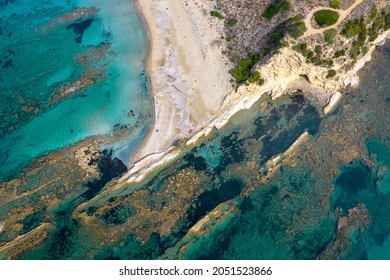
(0, 0, 152, 181)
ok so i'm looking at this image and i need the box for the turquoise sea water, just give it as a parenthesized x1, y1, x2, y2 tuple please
(0, 0, 151, 181)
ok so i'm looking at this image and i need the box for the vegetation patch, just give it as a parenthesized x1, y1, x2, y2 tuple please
(314, 10, 340, 27)
(315, 45, 322, 54)
(267, 15, 306, 51)
(366, 9, 390, 41)
(248, 71, 265, 86)
(326, 69, 337, 78)
(210, 11, 224, 20)
(340, 18, 367, 59)
(324, 29, 337, 44)
(292, 43, 309, 57)
(230, 52, 260, 84)
(334, 49, 345, 58)
(226, 18, 238, 27)
(341, 18, 365, 38)
(263, 0, 291, 20)
(293, 43, 334, 67)
(329, 0, 342, 9)
(288, 21, 306, 38)
(384, 13, 390, 30)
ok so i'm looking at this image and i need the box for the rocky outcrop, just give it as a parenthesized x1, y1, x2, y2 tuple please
(318, 204, 371, 260)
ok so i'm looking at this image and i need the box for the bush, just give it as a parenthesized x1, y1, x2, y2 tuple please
(341, 18, 365, 38)
(329, 0, 341, 9)
(314, 10, 340, 27)
(368, 27, 378, 42)
(230, 53, 260, 84)
(269, 29, 286, 44)
(356, 23, 367, 44)
(385, 13, 390, 30)
(325, 59, 334, 67)
(262, 48, 271, 57)
(266, 15, 305, 51)
(292, 43, 309, 57)
(369, 6, 378, 20)
(263, 0, 291, 20)
(210, 11, 224, 20)
(349, 40, 361, 59)
(288, 22, 306, 38)
(248, 71, 265, 85)
(226, 18, 238, 27)
(324, 29, 337, 44)
(288, 15, 303, 21)
(315, 45, 322, 54)
(326, 69, 337, 78)
(334, 50, 345, 58)
(281, 40, 290, 48)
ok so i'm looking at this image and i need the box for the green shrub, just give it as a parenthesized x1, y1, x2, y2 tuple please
(325, 59, 334, 67)
(315, 45, 322, 54)
(349, 40, 361, 59)
(339, 17, 368, 59)
(267, 16, 305, 50)
(326, 69, 337, 78)
(262, 48, 271, 57)
(334, 50, 345, 58)
(248, 71, 265, 85)
(269, 29, 286, 44)
(288, 21, 306, 38)
(368, 28, 378, 42)
(292, 43, 309, 57)
(263, 0, 291, 20)
(230, 53, 260, 84)
(314, 10, 340, 27)
(281, 40, 290, 48)
(210, 11, 224, 20)
(385, 13, 390, 30)
(329, 0, 341, 9)
(288, 15, 303, 21)
(227, 18, 238, 27)
(341, 18, 365, 38)
(356, 23, 367, 44)
(369, 6, 378, 20)
(368, 13, 384, 42)
(310, 56, 322, 65)
(324, 29, 337, 44)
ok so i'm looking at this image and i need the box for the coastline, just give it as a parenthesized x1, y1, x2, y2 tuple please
(131, 0, 156, 168)
(2, 0, 390, 260)
(123, 0, 231, 182)
(122, 0, 390, 184)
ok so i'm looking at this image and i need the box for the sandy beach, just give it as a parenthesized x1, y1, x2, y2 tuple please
(134, 0, 232, 159)
(120, 0, 231, 182)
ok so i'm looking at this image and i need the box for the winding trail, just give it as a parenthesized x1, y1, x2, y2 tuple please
(303, 0, 366, 37)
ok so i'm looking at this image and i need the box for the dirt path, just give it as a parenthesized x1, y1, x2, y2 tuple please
(302, 0, 365, 38)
